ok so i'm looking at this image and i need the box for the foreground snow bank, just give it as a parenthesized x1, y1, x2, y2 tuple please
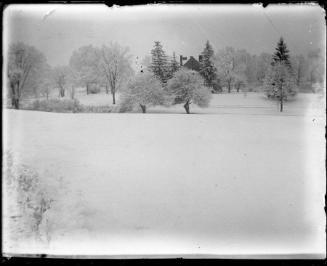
(2, 109, 325, 257)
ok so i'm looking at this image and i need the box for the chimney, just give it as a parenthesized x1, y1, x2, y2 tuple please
(180, 55, 187, 66)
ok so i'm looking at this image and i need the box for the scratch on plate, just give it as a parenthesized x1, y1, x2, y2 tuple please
(42, 9, 55, 21)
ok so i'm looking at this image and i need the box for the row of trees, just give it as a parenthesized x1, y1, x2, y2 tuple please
(145, 38, 324, 112)
(146, 39, 325, 95)
(209, 40, 324, 94)
(6, 39, 324, 110)
(7, 42, 133, 109)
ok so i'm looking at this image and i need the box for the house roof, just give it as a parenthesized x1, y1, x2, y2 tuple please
(183, 56, 201, 71)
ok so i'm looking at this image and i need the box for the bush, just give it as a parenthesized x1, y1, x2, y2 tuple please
(3, 151, 54, 242)
(29, 98, 82, 113)
(79, 105, 113, 113)
(212, 79, 223, 93)
(3, 151, 90, 244)
(119, 73, 166, 113)
(167, 69, 212, 113)
(88, 85, 101, 94)
(28, 98, 114, 113)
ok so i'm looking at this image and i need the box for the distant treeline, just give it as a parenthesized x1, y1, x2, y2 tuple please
(6, 39, 325, 110)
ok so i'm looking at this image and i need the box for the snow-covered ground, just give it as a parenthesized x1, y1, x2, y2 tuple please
(2, 93, 326, 257)
(10, 89, 326, 116)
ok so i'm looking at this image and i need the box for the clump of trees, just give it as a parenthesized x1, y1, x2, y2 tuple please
(214, 47, 249, 93)
(69, 43, 133, 104)
(119, 42, 212, 114)
(124, 42, 212, 114)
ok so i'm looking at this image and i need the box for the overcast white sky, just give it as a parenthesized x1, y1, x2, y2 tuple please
(3, 4, 325, 68)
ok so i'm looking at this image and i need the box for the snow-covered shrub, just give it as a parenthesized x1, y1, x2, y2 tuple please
(3, 151, 92, 246)
(79, 105, 113, 113)
(167, 69, 212, 114)
(119, 72, 167, 113)
(212, 78, 223, 93)
(88, 84, 101, 94)
(38, 185, 92, 243)
(29, 98, 82, 113)
(234, 74, 247, 93)
(3, 151, 54, 242)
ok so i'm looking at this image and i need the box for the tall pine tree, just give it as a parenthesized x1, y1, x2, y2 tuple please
(199, 40, 217, 88)
(150, 41, 169, 84)
(272, 37, 291, 66)
(264, 37, 297, 111)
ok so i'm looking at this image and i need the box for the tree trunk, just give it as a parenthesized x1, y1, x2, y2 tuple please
(112, 91, 116, 104)
(59, 88, 65, 98)
(105, 83, 109, 94)
(310, 71, 315, 93)
(11, 82, 20, 109)
(86, 83, 89, 95)
(184, 101, 190, 114)
(280, 82, 283, 112)
(228, 82, 231, 93)
(14, 98, 19, 109)
(236, 84, 240, 93)
(140, 104, 146, 113)
(11, 83, 15, 107)
(71, 86, 75, 99)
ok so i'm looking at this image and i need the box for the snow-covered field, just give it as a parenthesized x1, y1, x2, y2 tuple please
(2, 93, 326, 258)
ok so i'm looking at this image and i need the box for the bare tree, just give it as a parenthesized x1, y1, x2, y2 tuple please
(69, 45, 102, 95)
(307, 49, 325, 92)
(53, 66, 71, 98)
(99, 43, 133, 104)
(214, 47, 236, 93)
(7, 42, 47, 109)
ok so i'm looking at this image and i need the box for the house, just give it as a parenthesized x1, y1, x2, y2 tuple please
(180, 55, 202, 71)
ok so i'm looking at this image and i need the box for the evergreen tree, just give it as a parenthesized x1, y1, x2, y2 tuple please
(272, 37, 291, 66)
(150, 41, 169, 84)
(264, 37, 298, 112)
(264, 62, 297, 112)
(168, 52, 180, 79)
(199, 40, 217, 88)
